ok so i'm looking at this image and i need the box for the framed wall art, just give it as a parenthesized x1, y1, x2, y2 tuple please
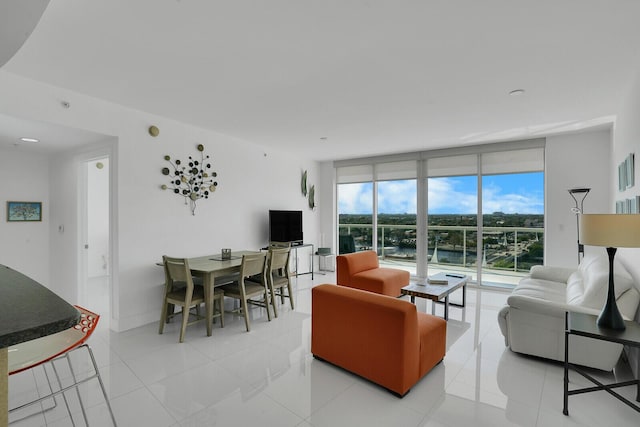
(7, 201, 42, 222)
(618, 153, 635, 191)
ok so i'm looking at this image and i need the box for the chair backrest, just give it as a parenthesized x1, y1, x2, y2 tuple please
(9, 306, 99, 375)
(339, 234, 356, 254)
(240, 253, 267, 281)
(268, 246, 290, 277)
(163, 256, 194, 292)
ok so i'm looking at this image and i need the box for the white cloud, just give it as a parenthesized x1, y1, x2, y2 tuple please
(378, 180, 417, 214)
(428, 177, 477, 214)
(338, 183, 372, 214)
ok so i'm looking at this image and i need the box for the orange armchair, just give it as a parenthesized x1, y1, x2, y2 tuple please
(311, 284, 446, 397)
(336, 250, 410, 297)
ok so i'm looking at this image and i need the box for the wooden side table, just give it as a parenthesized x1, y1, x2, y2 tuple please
(563, 311, 640, 416)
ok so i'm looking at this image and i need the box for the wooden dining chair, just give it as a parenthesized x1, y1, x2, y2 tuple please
(220, 253, 271, 332)
(159, 256, 224, 342)
(265, 246, 294, 317)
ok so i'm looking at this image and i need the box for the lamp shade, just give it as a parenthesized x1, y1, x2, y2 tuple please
(580, 214, 640, 248)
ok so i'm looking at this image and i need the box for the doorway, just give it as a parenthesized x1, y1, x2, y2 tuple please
(79, 155, 112, 324)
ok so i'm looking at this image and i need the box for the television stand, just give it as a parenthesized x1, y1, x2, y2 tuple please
(291, 243, 314, 279)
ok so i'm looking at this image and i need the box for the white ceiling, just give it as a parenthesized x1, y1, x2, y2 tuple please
(0, 113, 110, 153)
(2, 0, 640, 161)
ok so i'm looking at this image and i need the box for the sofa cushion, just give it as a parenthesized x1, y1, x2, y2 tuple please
(351, 268, 410, 297)
(509, 277, 566, 304)
(575, 255, 634, 310)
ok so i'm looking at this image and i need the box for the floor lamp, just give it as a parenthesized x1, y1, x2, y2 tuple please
(568, 188, 590, 264)
(580, 214, 640, 330)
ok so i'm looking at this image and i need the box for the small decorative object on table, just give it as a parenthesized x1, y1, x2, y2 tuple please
(221, 248, 231, 260)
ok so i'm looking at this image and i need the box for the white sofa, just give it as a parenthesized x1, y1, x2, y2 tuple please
(498, 255, 640, 371)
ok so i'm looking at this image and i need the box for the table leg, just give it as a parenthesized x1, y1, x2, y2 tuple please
(410, 295, 415, 304)
(431, 299, 435, 315)
(444, 295, 449, 320)
(1, 347, 7, 427)
(462, 283, 466, 307)
(204, 274, 214, 337)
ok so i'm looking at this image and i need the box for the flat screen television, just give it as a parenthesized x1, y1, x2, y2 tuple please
(269, 210, 303, 245)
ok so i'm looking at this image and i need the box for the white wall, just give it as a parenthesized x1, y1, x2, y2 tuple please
(544, 130, 612, 268)
(0, 148, 50, 284)
(0, 70, 320, 331)
(611, 70, 640, 377)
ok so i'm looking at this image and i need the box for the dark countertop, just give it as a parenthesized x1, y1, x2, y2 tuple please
(0, 264, 80, 348)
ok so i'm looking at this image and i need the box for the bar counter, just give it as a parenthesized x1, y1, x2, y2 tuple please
(0, 264, 80, 427)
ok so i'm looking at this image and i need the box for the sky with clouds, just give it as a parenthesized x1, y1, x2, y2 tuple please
(338, 172, 544, 215)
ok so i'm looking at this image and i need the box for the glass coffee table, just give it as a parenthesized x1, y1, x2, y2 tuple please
(401, 272, 468, 320)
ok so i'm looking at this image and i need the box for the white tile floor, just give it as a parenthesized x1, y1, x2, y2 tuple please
(8, 272, 640, 426)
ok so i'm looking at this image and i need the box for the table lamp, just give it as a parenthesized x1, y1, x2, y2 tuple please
(580, 214, 640, 330)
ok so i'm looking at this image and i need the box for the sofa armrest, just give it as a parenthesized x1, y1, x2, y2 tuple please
(529, 265, 575, 283)
(506, 294, 602, 318)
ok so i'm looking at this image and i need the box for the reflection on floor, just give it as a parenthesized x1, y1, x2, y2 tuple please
(8, 272, 639, 426)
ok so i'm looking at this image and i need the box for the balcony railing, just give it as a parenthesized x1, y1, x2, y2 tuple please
(338, 223, 544, 274)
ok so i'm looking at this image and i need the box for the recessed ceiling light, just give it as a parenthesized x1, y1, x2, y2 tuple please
(20, 137, 39, 143)
(509, 89, 525, 96)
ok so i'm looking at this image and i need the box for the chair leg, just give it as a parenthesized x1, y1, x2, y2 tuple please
(218, 297, 224, 328)
(179, 305, 189, 343)
(264, 291, 272, 321)
(159, 299, 168, 334)
(49, 361, 75, 424)
(86, 345, 118, 426)
(269, 285, 278, 318)
(64, 351, 91, 426)
(287, 282, 295, 309)
(241, 299, 251, 332)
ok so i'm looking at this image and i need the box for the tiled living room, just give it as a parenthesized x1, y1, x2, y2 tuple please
(8, 272, 640, 426)
(3, 2, 640, 426)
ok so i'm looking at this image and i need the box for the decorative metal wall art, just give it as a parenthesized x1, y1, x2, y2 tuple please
(308, 185, 315, 209)
(301, 170, 307, 196)
(161, 144, 218, 215)
(301, 169, 315, 210)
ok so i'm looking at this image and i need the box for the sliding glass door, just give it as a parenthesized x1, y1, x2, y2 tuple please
(426, 155, 478, 281)
(480, 149, 544, 286)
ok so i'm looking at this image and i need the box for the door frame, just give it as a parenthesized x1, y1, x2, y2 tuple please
(76, 141, 118, 329)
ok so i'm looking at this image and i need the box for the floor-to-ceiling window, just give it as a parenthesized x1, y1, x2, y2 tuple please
(426, 154, 478, 281)
(335, 140, 545, 287)
(337, 165, 373, 254)
(376, 161, 417, 272)
(480, 148, 545, 287)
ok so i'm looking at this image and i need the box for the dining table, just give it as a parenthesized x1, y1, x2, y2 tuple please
(176, 250, 263, 336)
